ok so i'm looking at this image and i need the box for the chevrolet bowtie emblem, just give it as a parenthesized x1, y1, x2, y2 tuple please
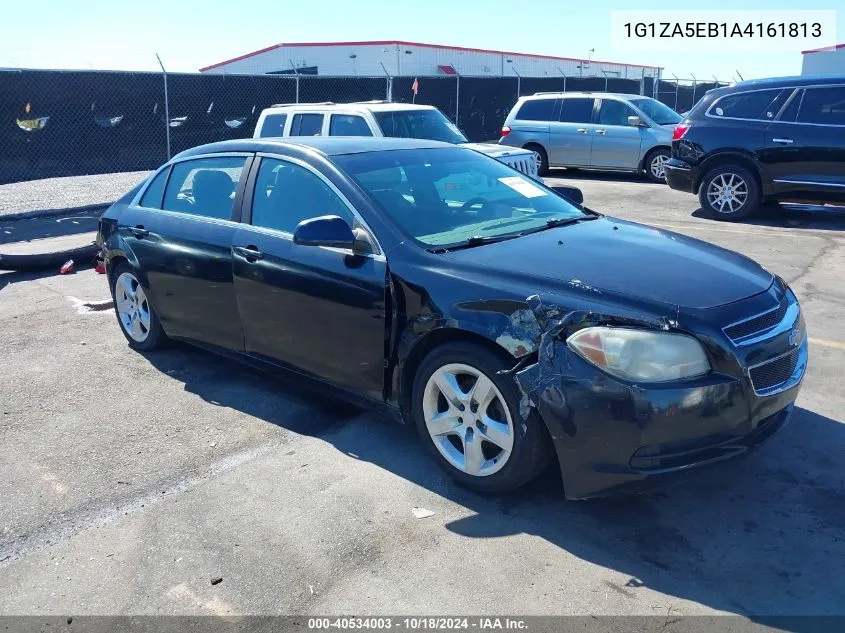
(788, 328, 801, 347)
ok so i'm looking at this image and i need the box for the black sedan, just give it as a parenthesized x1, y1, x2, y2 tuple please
(98, 137, 807, 499)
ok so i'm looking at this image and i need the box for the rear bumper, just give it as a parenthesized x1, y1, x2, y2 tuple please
(664, 159, 699, 194)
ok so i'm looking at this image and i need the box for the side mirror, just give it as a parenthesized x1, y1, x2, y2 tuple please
(551, 185, 584, 205)
(628, 115, 645, 127)
(293, 215, 355, 249)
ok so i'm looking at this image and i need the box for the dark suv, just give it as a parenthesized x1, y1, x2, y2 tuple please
(664, 75, 845, 220)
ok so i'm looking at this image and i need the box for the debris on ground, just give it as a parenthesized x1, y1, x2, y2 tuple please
(59, 259, 75, 274)
(412, 507, 435, 519)
(210, 577, 223, 585)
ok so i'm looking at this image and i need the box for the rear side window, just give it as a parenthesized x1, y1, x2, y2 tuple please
(290, 113, 324, 136)
(797, 86, 845, 126)
(598, 99, 637, 126)
(259, 113, 288, 137)
(558, 98, 594, 123)
(162, 157, 246, 220)
(515, 99, 556, 121)
(139, 167, 169, 209)
(329, 114, 373, 136)
(709, 89, 786, 120)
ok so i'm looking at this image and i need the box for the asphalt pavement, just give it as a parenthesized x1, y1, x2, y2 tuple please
(1, 170, 844, 620)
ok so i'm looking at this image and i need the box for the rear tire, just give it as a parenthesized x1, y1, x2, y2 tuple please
(644, 147, 670, 183)
(110, 263, 166, 351)
(698, 164, 760, 221)
(412, 342, 553, 492)
(525, 144, 549, 176)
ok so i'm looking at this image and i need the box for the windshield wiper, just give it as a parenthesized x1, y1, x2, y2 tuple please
(426, 233, 521, 253)
(521, 215, 598, 234)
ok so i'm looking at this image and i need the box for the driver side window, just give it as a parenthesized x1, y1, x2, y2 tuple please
(251, 158, 353, 233)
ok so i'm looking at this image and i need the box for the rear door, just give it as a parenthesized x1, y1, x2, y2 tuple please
(231, 155, 388, 399)
(765, 84, 845, 201)
(548, 97, 595, 167)
(591, 97, 643, 169)
(119, 154, 251, 350)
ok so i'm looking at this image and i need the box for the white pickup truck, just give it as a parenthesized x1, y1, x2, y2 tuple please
(253, 101, 540, 180)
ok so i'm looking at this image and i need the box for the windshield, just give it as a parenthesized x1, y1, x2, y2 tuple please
(630, 98, 682, 125)
(335, 148, 586, 248)
(374, 109, 468, 144)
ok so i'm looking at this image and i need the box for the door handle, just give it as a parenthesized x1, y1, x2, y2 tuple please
(595, 129, 607, 135)
(772, 137, 794, 145)
(576, 128, 589, 134)
(126, 225, 149, 238)
(233, 245, 264, 261)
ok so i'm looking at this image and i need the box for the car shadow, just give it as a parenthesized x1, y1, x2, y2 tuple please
(142, 342, 845, 622)
(0, 207, 104, 246)
(691, 203, 845, 231)
(545, 168, 650, 184)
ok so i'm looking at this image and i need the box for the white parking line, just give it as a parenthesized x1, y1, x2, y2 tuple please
(809, 337, 845, 352)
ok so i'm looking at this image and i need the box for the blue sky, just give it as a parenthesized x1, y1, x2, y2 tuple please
(1, 0, 840, 80)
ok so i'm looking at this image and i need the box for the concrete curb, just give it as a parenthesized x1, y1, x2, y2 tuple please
(0, 203, 111, 222)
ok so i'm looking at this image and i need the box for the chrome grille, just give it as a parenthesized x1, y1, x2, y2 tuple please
(724, 300, 788, 344)
(502, 155, 537, 178)
(749, 344, 802, 394)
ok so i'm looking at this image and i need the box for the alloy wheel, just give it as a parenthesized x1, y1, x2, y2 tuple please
(650, 153, 669, 180)
(706, 173, 749, 214)
(422, 363, 514, 477)
(115, 272, 151, 343)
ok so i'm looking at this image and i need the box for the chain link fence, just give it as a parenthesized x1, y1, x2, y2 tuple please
(1, 68, 728, 185)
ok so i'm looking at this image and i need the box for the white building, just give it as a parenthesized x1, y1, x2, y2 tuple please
(200, 40, 660, 80)
(801, 43, 845, 75)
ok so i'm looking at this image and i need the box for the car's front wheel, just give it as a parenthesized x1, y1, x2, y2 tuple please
(412, 342, 552, 492)
(698, 165, 760, 221)
(110, 263, 166, 351)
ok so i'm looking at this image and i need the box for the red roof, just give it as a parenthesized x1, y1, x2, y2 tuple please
(200, 40, 661, 72)
(801, 42, 845, 54)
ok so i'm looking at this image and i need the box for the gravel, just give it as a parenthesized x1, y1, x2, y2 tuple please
(0, 171, 150, 216)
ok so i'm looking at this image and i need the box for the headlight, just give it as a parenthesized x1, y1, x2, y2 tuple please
(567, 327, 710, 382)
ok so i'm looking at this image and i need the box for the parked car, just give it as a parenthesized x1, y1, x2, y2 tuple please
(254, 101, 540, 180)
(498, 92, 682, 182)
(98, 137, 807, 499)
(665, 75, 845, 220)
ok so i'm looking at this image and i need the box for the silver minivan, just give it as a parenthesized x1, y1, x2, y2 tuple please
(499, 92, 682, 182)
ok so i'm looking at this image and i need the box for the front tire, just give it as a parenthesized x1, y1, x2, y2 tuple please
(644, 148, 670, 183)
(110, 263, 166, 351)
(698, 164, 760, 221)
(412, 342, 552, 492)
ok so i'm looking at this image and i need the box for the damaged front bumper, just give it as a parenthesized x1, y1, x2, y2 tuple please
(513, 295, 805, 500)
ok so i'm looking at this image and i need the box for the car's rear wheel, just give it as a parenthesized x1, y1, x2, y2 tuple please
(412, 342, 552, 492)
(110, 263, 166, 351)
(645, 148, 670, 183)
(698, 165, 760, 221)
(524, 144, 549, 176)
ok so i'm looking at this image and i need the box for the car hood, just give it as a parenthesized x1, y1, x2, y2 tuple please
(441, 217, 773, 309)
(459, 142, 533, 158)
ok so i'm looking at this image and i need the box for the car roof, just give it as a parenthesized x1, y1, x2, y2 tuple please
(525, 91, 646, 99)
(734, 74, 844, 88)
(261, 102, 438, 113)
(173, 136, 456, 160)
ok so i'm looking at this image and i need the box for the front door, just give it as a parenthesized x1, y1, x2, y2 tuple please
(548, 97, 596, 167)
(590, 98, 643, 170)
(119, 154, 250, 351)
(232, 156, 388, 399)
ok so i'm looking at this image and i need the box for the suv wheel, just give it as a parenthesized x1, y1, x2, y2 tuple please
(698, 165, 760, 221)
(645, 148, 670, 183)
(412, 342, 552, 492)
